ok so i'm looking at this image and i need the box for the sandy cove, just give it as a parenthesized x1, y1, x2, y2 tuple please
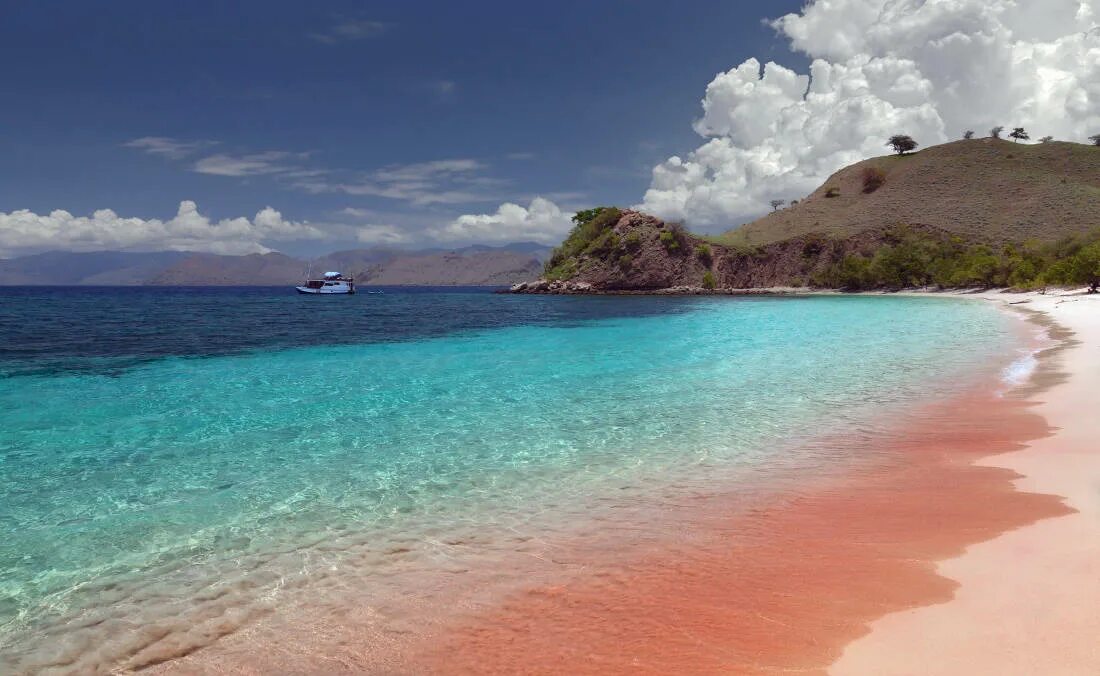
(394, 291, 1079, 674)
(142, 289, 1097, 675)
(415, 289, 1099, 675)
(831, 289, 1100, 675)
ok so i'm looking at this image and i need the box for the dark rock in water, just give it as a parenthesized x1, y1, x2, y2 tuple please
(510, 280, 594, 294)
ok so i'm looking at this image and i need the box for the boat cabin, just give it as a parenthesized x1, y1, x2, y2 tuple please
(296, 271, 356, 294)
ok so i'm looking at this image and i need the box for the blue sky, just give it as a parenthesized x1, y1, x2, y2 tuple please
(6, 0, 1088, 257)
(0, 0, 805, 255)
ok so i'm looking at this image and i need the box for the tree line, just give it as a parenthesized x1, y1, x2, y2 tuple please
(814, 226, 1100, 293)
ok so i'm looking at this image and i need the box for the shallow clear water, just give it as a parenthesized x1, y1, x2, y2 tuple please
(0, 288, 1018, 672)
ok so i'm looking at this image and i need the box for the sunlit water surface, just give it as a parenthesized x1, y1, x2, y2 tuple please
(0, 287, 1021, 672)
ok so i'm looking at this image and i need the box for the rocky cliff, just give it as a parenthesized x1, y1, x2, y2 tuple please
(511, 210, 948, 293)
(512, 139, 1100, 294)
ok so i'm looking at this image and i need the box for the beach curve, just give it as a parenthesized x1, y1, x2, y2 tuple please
(831, 289, 1100, 675)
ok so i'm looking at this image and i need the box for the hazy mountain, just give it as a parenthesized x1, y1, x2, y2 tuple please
(147, 252, 305, 286)
(0, 251, 190, 285)
(361, 250, 543, 286)
(0, 243, 551, 286)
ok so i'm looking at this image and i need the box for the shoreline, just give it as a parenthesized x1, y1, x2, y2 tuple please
(104, 291, 1094, 674)
(400, 296, 1079, 673)
(832, 289, 1100, 674)
(505, 281, 1098, 299)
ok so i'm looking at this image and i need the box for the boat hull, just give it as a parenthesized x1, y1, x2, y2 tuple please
(295, 286, 355, 294)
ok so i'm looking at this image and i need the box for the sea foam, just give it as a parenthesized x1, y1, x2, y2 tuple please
(1001, 351, 1039, 387)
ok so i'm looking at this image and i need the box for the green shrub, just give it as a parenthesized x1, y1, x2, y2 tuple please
(812, 226, 1100, 290)
(1062, 241, 1100, 288)
(702, 270, 716, 289)
(814, 254, 875, 289)
(659, 230, 681, 252)
(861, 167, 886, 193)
(588, 230, 620, 256)
(543, 258, 578, 281)
(618, 254, 633, 270)
(801, 234, 827, 258)
(623, 232, 642, 250)
(695, 243, 713, 266)
(544, 206, 622, 274)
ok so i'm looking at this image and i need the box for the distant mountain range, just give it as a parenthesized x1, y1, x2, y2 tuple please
(0, 243, 551, 286)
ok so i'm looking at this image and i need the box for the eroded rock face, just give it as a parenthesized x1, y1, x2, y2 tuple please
(509, 280, 593, 294)
(512, 210, 703, 293)
(509, 209, 957, 294)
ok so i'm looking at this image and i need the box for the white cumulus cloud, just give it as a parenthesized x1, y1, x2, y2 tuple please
(432, 197, 573, 244)
(638, 0, 1100, 229)
(0, 201, 327, 257)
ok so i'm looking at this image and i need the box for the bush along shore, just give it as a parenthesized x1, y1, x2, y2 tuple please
(510, 207, 1100, 295)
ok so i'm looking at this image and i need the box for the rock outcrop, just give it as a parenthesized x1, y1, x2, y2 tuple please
(511, 139, 1100, 294)
(511, 209, 949, 293)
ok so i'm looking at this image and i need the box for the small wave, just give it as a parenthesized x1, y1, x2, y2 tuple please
(1001, 351, 1038, 388)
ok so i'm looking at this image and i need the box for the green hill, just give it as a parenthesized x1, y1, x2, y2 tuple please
(513, 139, 1100, 293)
(718, 138, 1100, 247)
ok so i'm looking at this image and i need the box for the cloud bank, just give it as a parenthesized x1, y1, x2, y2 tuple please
(431, 197, 573, 244)
(638, 0, 1100, 229)
(0, 201, 327, 257)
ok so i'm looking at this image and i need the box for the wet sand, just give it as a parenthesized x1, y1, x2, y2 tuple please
(410, 300, 1077, 674)
(149, 291, 1096, 675)
(832, 290, 1100, 675)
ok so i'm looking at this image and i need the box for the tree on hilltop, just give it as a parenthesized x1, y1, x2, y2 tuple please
(887, 135, 918, 155)
(1009, 127, 1030, 143)
(571, 207, 608, 226)
(770, 199, 785, 211)
(1039, 136, 1054, 143)
(1090, 134, 1100, 147)
(991, 125, 1004, 139)
(963, 130, 975, 140)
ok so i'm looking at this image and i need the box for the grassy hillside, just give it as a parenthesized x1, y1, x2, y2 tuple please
(520, 138, 1100, 293)
(716, 139, 1100, 247)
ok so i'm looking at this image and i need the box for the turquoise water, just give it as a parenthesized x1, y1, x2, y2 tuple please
(0, 289, 1020, 672)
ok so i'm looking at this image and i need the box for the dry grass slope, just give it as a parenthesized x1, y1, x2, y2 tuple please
(716, 138, 1100, 247)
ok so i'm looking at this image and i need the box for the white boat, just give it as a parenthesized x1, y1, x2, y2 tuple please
(296, 271, 356, 295)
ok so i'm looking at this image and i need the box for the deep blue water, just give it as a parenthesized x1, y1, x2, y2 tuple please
(0, 286, 1021, 673)
(0, 286, 694, 377)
